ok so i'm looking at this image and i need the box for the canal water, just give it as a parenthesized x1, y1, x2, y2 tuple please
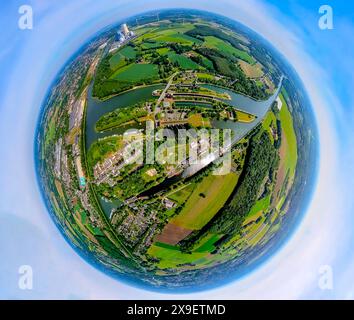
(85, 80, 282, 216)
(85, 84, 164, 148)
(86, 82, 282, 149)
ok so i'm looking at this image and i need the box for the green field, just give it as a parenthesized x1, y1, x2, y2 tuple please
(87, 136, 123, 167)
(167, 184, 194, 204)
(167, 52, 201, 70)
(279, 92, 298, 177)
(140, 25, 200, 46)
(156, 47, 171, 55)
(197, 72, 215, 80)
(245, 194, 271, 223)
(95, 106, 148, 132)
(120, 46, 137, 59)
(109, 46, 137, 70)
(141, 41, 163, 50)
(194, 233, 221, 252)
(203, 36, 255, 64)
(148, 243, 208, 269)
(110, 63, 159, 82)
(171, 172, 239, 230)
(199, 55, 214, 70)
(155, 33, 201, 44)
(262, 109, 277, 130)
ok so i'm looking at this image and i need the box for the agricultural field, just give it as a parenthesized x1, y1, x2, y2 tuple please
(148, 242, 208, 269)
(167, 184, 194, 204)
(109, 46, 137, 69)
(167, 52, 201, 70)
(171, 173, 239, 230)
(110, 63, 159, 82)
(238, 60, 264, 78)
(244, 195, 271, 225)
(93, 18, 270, 100)
(278, 92, 298, 178)
(204, 36, 255, 64)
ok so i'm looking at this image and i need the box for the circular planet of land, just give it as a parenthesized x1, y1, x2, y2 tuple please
(36, 9, 318, 291)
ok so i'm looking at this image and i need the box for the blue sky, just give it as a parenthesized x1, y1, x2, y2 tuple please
(1, 0, 354, 299)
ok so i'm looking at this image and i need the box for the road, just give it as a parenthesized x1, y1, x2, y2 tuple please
(155, 72, 179, 109)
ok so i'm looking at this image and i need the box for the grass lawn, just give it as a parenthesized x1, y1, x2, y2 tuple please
(171, 172, 239, 230)
(110, 63, 159, 82)
(203, 36, 255, 64)
(141, 167, 158, 183)
(235, 110, 256, 123)
(155, 33, 201, 44)
(140, 25, 200, 45)
(132, 26, 157, 36)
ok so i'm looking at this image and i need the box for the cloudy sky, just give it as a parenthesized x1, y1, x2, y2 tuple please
(1, 0, 354, 299)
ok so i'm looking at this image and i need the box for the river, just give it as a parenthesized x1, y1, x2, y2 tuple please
(86, 82, 282, 148)
(85, 80, 282, 215)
